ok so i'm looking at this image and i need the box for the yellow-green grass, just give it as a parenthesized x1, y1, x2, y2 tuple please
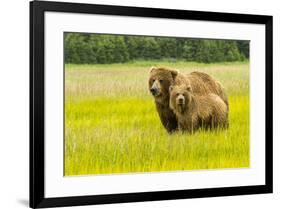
(65, 61, 249, 176)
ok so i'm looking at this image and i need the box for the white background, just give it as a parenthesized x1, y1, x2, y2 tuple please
(0, 0, 280, 208)
(45, 11, 265, 197)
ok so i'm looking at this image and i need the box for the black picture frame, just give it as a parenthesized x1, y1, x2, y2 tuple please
(30, 0, 273, 208)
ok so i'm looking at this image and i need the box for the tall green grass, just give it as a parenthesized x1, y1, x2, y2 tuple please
(65, 61, 249, 176)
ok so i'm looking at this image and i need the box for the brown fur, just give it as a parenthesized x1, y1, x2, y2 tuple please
(187, 71, 229, 110)
(169, 85, 228, 132)
(148, 67, 229, 133)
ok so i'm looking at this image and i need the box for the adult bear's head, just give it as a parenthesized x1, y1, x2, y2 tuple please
(148, 67, 178, 102)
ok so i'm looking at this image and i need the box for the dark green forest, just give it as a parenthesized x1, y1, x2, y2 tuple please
(64, 33, 249, 64)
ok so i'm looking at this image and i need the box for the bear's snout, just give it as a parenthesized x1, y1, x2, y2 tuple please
(176, 95, 185, 105)
(150, 88, 157, 96)
(150, 80, 161, 97)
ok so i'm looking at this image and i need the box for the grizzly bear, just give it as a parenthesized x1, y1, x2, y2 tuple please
(169, 84, 228, 132)
(148, 66, 228, 133)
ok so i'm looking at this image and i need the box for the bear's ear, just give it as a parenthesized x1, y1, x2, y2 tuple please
(169, 86, 174, 93)
(170, 69, 178, 80)
(150, 66, 157, 73)
(186, 85, 192, 92)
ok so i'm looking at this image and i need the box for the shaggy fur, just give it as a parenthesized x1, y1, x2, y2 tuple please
(187, 71, 229, 110)
(148, 67, 229, 133)
(169, 85, 228, 133)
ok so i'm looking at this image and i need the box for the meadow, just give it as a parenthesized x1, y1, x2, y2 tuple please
(64, 61, 249, 176)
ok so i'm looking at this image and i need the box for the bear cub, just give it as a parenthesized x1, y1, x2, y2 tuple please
(169, 84, 228, 133)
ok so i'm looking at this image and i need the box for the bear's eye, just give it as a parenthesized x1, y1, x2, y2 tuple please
(159, 79, 163, 83)
(152, 79, 155, 82)
(176, 93, 179, 96)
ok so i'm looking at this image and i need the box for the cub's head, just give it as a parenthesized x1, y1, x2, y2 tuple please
(148, 67, 178, 101)
(169, 85, 192, 114)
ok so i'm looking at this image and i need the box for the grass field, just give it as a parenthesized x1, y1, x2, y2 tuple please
(64, 61, 249, 176)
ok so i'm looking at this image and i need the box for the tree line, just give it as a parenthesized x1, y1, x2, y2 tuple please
(65, 33, 249, 64)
